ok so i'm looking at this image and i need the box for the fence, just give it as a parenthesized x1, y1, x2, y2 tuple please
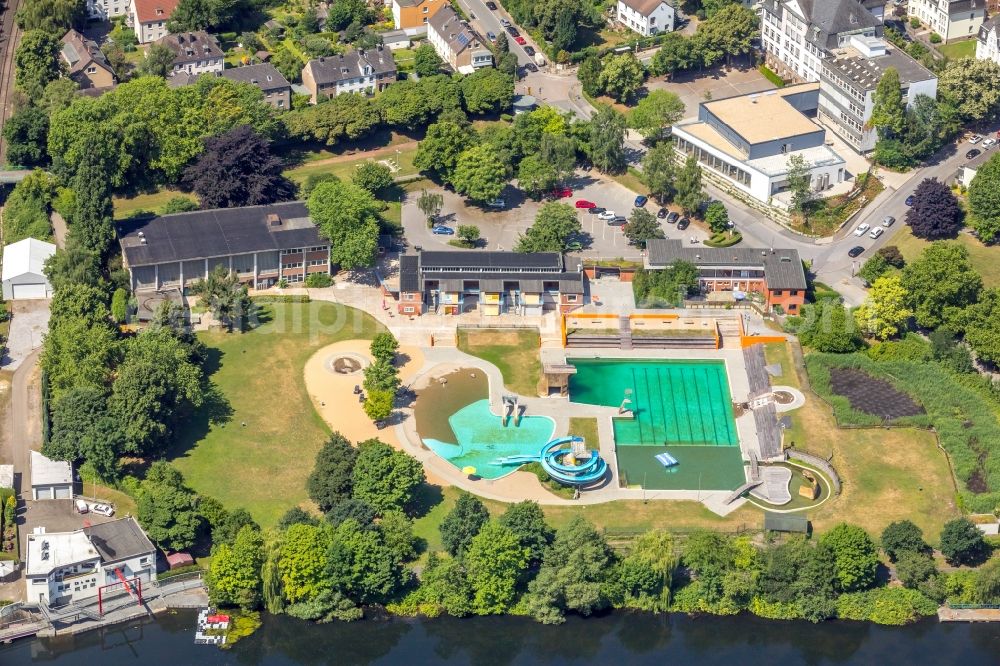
(786, 448, 842, 495)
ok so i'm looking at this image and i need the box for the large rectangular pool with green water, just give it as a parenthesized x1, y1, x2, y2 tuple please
(569, 359, 746, 490)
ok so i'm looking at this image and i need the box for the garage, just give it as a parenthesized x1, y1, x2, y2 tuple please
(31, 450, 74, 501)
(2, 238, 56, 301)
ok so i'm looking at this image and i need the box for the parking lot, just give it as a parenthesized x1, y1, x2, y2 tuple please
(401, 172, 710, 258)
(641, 64, 775, 117)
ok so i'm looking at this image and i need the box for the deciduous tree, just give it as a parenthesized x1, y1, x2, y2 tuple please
(939, 517, 987, 566)
(624, 208, 664, 248)
(869, 67, 906, 137)
(588, 106, 626, 174)
(967, 153, 1000, 243)
(900, 241, 982, 330)
(413, 43, 444, 77)
(818, 523, 879, 592)
(675, 154, 704, 215)
(307, 433, 358, 513)
(441, 492, 489, 556)
(905, 178, 963, 240)
(210, 525, 265, 610)
(307, 180, 382, 269)
(136, 462, 201, 551)
(853, 274, 912, 340)
(880, 520, 927, 561)
(351, 439, 425, 514)
(2, 106, 49, 167)
(14, 30, 63, 100)
(515, 202, 581, 252)
(453, 143, 509, 202)
(938, 57, 1000, 123)
(414, 112, 475, 182)
(704, 201, 730, 233)
(498, 500, 553, 565)
(465, 522, 530, 614)
(628, 90, 685, 139)
(460, 68, 514, 114)
(598, 53, 645, 103)
(352, 161, 394, 194)
(642, 142, 676, 203)
(190, 265, 255, 331)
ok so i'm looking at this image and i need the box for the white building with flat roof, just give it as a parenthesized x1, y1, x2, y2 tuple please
(672, 83, 846, 205)
(30, 450, 73, 500)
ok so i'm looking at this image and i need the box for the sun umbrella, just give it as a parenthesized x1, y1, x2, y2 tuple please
(462, 466, 477, 477)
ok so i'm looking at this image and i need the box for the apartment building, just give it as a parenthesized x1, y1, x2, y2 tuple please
(818, 34, 938, 152)
(391, 0, 446, 34)
(159, 31, 225, 78)
(221, 63, 292, 109)
(427, 5, 493, 74)
(616, 0, 675, 37)
(301, 47, 397, 104)
(85, 0, 129, 21)
(909, 0, 985, 41)
(977, 15, 1000, 64)
(128, 0, 179, 43)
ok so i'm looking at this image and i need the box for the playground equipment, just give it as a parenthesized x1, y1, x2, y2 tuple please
(492, 436, 607, 486)
(502, 395, 521, 427)
(655, 452, 678, 468)
(799, 469, 820, 500)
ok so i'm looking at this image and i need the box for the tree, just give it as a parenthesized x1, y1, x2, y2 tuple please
(880, 520, 926, 561)
(307, 433, 358, 513)
(211, 508, 259, 547)
(515, 202, 581, 252)
(525, 516, 614, 624)
(136, 462, 201, 551)
(628, 90, 685, 140)
(363, 359, 401, 393)
(414, 113, 475, 182)
(210, 525, 265, 610)
(45, 386, 123, 480)
(540, 133, 577, 184)
(326, 498, 377, 528)
(283, 93, 380, 146)
(577, 55, 604, 96)
(182, 125, 294, 209)
(460, 68, 514, 114)
(351, 439, 425, 514)
(624, 208, 664, 248)
(109, 326, 205, 455)
(307, 180, 382, 269)
(599, 53, 645, 102)
(649, 32, 695, 80)
(413, 43, 444, 77)
(905, 178, 963, 240)
(818, 523, 879, 592)
(869, 68, 906, 137)
(363, 389, 395, 422)
(609, 530, 677, 612)
(854, 274, 912, 340)
(879, 245, 905, 269)
(588, 106, 626, 174)
(939, 517, 987, 565)
(704, 201, 730, 233)
(453, 143, 509, 202)
(785, 300, 864, 353)
(440, 492, 489, 556)
(901, 242, 982, 330)
(43, 245, 103, 292)
(380, 510, 416, 562)
(162, 196, 198, 214)
(1, 169, 56, 244)
(352, 162, 394, 195)
(961, 288, 1000, 364)
(498, 500, 553, 565)
(68, 141, 116, 257)
(465, 522, 530, 614)
(532, 0, 587, 52)
(457, 225, 480, 247)
(786, 154, 815, 216)
(167, 0, 240, 31)
(416, 190, 444, 223)
(136, 43, 177, 78)
(632, 261, 700, 307)
(675, 154, 704, 216)
(369, 332, 399, 364)
(191, 265, 255, 331)
(3, 106, 49, 167)
(938, 57, 1000, 123)
(517, 155, 559, 196)
(695, 3, 758, 65)
(15, 0, 84, 34)
(967, 153, 1000, 243)
(278, 523, 331, 603)
(859, 253, 891, 284)
(14, 30, 63, 99)
(642, 142, 677, 203)
(894, 550, 938, 590)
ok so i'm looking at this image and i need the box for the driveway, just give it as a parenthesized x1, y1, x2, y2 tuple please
(2, 300, 50, 371)
(453, 0, 539, 67)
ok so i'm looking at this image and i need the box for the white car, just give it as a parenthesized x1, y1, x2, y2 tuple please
(90, 503, 115, 517)
(970, 134, 983, 144)
(75, 499, 89, 514)
(853, 223, 870, 236)
(869, 227, 884, 240)
(983, 138, 997, 150)
(597, 210, 617, 220)
(882, 215, 895, 227)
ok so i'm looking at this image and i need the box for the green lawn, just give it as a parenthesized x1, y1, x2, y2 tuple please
(568, 417, 599, 448)
(283, 145, 420, 185)
(937, 39, 977, 59)
(168, 302, 383, 527)
(113, 189, 197, 219)
(457, 328, 542, 396)
(892, 226, 1000, 287)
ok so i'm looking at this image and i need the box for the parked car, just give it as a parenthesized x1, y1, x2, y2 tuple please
(524, 45, 535, 56)
(853, 222, 870, 236)
(869, 227, 884, 240)
(905, 194, 915, 206)
(588, 207, 606, 215)
(598, 210, 617, 220)
(967, 149, 982, 160)
(656, 207, 668, 219)
(90, 503, 115, 517)
(524, 62, 538, 72)
(983, 138, 997, 149)
(432, 226, 455, 235)
(970, 134, 983, 144)
(848, 245, 865, 258)
(500, 18, 511, 26)
(608, 216, 627, 226)
(634, 195, 648, 207)
(550, 186, 571, 198)
(515, 35, 527, 45)
(882, 215, 895, 227)
(575, 199, 597, 209)
(486, 198, 505, 208)
(487, 31, 496, 42)
(486, 0, 497, 8)
(677, 217, 690, 230)
(507, 26, 520, 37)
(565, 241, 583, 251)
(75, 499, 90, 514)
(666, 211, 680, 224)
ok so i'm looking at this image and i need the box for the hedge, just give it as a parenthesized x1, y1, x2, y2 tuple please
(835, 587, 938, 625)
(704, 232, 743, 248)
(251, 294, 311, 303)
(758, 65, 786, 88)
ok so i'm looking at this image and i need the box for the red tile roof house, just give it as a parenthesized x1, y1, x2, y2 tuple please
(128, 0, 179, 44)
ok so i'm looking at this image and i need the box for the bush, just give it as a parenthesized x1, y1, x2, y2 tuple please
(835, 587, 938, 625)
(304, 273, 333, 288)
(910, 17, 921, 28)
(758, 65, 785, 88)
(704, 232, 742, 248)
(251, 294, 311, 303)
(929, 33, 941, 43)
(865, 333, 930, 362)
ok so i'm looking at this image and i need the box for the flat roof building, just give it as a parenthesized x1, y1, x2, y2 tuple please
(116, 201, 332, 291)
(30, 450, 73, 500)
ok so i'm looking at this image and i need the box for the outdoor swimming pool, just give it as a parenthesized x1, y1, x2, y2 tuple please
(422, 399, 556, 480)
(569, 359, 745, 490)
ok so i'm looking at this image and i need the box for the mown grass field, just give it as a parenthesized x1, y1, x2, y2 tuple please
(892, 227, 1000, 287)
(168, 302, 382, 527)
(937, 39, 977, 59)
(457, 328, 542, 396)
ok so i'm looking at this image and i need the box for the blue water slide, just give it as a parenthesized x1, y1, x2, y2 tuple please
(493, 454, 540, 466)
(492, 436, 607, 486)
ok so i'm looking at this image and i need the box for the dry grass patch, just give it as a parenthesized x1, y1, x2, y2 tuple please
(457, 328, 541, 396)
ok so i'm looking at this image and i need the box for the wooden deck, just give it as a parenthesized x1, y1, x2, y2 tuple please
(939, 607, 1000, 622)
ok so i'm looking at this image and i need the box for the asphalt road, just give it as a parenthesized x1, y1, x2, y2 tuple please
(452, 0, 539, 67)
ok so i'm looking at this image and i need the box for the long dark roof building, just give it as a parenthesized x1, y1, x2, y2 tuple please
(84, 517, 156, 564)
(646, 239, 807, 290)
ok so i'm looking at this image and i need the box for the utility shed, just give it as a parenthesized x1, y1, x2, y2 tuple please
(2, 238, 56, 300)
(31, 450, 74, 500)
(763, 511, 809, 534)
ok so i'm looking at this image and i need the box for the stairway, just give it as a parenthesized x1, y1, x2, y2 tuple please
(619, 315, 633, 350)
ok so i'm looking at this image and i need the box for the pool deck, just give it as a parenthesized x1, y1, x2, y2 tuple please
(394, 345, 762, 515)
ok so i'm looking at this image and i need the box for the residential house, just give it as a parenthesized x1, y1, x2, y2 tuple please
(616, 0, 675, 37)
(85, 0, 129, 21)
(959, 148, 996, 185)
(2, 237, 57, 300)
(645, 239, 808, 313)
(397, 251, 584, 316)
(222, 63, 292, 109)
(30, 451, 73, 500)
(128, 0, 179, 44)
(301, 47, 397, 104)
(977, 15, 1000, 64)
(60, 30, 116, 90)
(25, 518, 157, 606)
(909, 0, 985, 41)
(116, 201, 332, 291)
(427, 5, 493, 74)
(671, 83, 847, 205)
(392, 0, 446, 34)
(818, 34, 938, 152)
(158, 31, 225, 78)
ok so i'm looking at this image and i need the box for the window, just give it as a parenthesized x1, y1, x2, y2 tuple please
(790, 289, 799, 296)
(565, 294, 578, 302)
(403, 307, 414, 313)
(423, 5, 428, 11)
(87, 66, 97, 74)
(773, 289, 783, 296)
(786, 303, 797, 312)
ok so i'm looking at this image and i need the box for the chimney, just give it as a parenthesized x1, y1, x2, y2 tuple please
(267, 213, 282, 228)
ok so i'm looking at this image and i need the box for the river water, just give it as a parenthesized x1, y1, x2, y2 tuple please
(3, 609, 1000, 665)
